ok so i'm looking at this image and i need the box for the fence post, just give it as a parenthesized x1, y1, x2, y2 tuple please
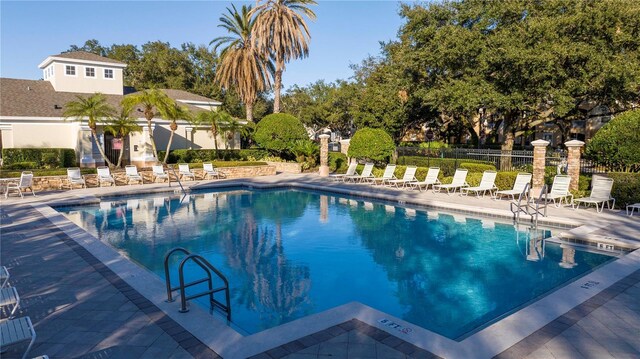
(531, 139, 550, 197)
(318, 134, 330, 177)
(564, 140, 585, 192)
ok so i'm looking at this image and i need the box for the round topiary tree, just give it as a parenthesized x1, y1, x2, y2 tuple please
(254, 113, 309, 158)
(586, 110, 640, 172)
(348, 127, 396, 162)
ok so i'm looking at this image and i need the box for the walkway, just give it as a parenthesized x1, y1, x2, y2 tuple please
(1, 174, 639, 358)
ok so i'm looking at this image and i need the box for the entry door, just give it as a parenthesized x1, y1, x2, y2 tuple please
(104, 133, 130, 165)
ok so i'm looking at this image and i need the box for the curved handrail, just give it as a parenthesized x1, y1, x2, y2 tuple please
(164, 247, 191, 302)
(178, 254, 231, 320)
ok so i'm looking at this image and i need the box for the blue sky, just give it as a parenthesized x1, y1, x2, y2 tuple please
(1, 1, 411, 90)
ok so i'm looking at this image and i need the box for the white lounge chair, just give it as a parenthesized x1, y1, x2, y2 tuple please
(329, 163, 358, 181)
(433, 169, 469, 194)
(494, 173, 532, 200)
(178, 163, 195, 181)
(461, 170, 498, 197)
(543, 175, 573, 207)
(65, 167, 86, 189)
(366, 164, 397, 185)
(573, 177, 615, 213)
(203, 163, 222, 179)
(96, 166, 115, 187)
(627, 203, 640, 216)
(0, 286, 20, 319)
(387, 166, 418, 188)
(0, 316, 36, 359)
(0, 266, 9, 289)
(4, 172, 35, 199)
(152, 165, 169, 183)
(125, 165, 144, 185)
(409, 167, 441, 191)
(345, 163, 374, 183)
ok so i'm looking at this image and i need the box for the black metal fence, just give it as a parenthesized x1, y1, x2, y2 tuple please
(397, 147, 534, 171)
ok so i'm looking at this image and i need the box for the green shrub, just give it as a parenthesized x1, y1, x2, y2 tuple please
(397, 156, 493, 176)
(180, 161, 267, 168)
(348, 128, 396, 162)
(254, 113, 308, 158)
(2, 148, 76, 168)
(606, 172, 640, 207)
(329, 153, 348, 173)
(0, 168, 95, 178)
(158, 149, 270, 164)
(585, 110, 640, 172)
(3, 162, 38, 170)
(459, 162, 496, 173)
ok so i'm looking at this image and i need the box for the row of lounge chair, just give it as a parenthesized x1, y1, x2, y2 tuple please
(3, 163, 224, 198)
(0, 266, 39, 359)
(329, 163, 618, 212)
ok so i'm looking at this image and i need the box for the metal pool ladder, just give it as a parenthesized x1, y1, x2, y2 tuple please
(511, 183, 548, 225)
(164, 247, 231, 321)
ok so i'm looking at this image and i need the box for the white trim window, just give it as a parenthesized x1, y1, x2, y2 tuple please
(65, 65, 76, 76)
(85, 67, 96, 78)
(104, 69, 114, 79)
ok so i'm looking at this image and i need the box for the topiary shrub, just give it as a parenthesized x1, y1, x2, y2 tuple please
(329, 152, 348, 173)
(606, 172, 640, 207)
(254, 113, 308, 159)
(348, 128, 396, 163)
(586, 110, 640, 172)
(1, 148, 76, 168)
(459, 162, 496, 173)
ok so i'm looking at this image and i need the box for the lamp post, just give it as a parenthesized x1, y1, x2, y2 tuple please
(425, 128, 434, 167)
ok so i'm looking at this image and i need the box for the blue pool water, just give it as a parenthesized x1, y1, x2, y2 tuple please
(58, 188, 614, 339)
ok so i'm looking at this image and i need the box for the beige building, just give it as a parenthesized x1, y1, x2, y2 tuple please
(1, 51, 237, 168)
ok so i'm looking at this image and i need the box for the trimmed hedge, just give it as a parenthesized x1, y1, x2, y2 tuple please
(397, 156, 493, 176)
(348, 128, 396, 162)
(158, 149, 269, 164)
(0, 168, 96, 178)
(329, 152, 348, 173)
(606, 172, 640, 207)
(2, 148, 76, 168)
(179, 161, 267, 168)
(254, 113, 308, 157)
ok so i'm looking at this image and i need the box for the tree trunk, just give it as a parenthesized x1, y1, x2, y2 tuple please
(90, 129, 114, 167)
(246, 101, 254, 123)
(145, 110, 159, 159)
(116, 145, 124, 168)
(163, 129, 175, 165)
(273, 58, 284, 113)
(212, 126, 219, 152)
(500, 115, 516, 170)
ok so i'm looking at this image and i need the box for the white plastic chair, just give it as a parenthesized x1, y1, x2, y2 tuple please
(494, 173, 532, 200)
(178, 163, 195, 181)
(433, 169, 469, 194)
(573, 177, 615, 212)
(329, 163, 358, 181)
(367, 164, 397, 185)
(203, 163, 221, 179)
(344, 163, 374, 183)
(544, 175, 573, 207)
(0, 316, 36, 359)
(461, 170, 498, 197)
(152, 165, 169, 183)
(387, 166, 418, 188)
(4, 172, 35, 198)
(410, 167, 441, 191)
(125, 165, 144, 185)
(66, 168, 86, 189)
(0, 266, 9, 289)
(96, 166, 115, 187)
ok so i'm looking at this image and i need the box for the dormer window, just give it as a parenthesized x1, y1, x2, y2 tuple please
(85, 67, 96, 78)
(104, 69, 114, 79)
(65, 65, 76, 76)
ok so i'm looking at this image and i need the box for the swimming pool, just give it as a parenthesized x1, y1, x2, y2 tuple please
(58, 188, 614, 339)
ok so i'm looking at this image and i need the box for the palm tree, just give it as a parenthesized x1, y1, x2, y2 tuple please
(211, 4, 273, 122)
(251, 0, 316, 113)
(195, 108, 234, 152)
(162, 102, 193, 165)
(103, 103, 143, 168)
(122, 89, 175, 159)
(63, 93, 116, 167)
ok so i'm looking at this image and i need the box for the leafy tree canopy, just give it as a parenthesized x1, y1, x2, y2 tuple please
(254, 113, 308, 158)
(347, 127, 395, 162)
(586, 110, 640, 172)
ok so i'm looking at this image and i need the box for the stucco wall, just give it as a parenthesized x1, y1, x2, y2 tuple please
(49, 62, 123, 95)
(10, 123, 79, 148)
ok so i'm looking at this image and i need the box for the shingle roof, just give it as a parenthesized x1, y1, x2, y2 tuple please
(52, 51, 126, 65)
(0, 79, 221, 118)
(0, 78, 123, 117)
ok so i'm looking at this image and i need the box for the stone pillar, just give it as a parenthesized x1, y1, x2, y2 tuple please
(531, 139, 549, 197)
(319, 134, 330, 177)
(559, 245, 577, 269)
(564, 140, 585, 192)
(319, 195, 328, 223)
(339, 139, 350, 157)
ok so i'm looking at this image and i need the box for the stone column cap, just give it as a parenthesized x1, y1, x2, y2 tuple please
(564, 139, 585, 147)
(319, 134, 330, 139)
(531, 139, 550, 147)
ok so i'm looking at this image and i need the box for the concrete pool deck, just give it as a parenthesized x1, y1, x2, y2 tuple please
(1, 173, 639, 358)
